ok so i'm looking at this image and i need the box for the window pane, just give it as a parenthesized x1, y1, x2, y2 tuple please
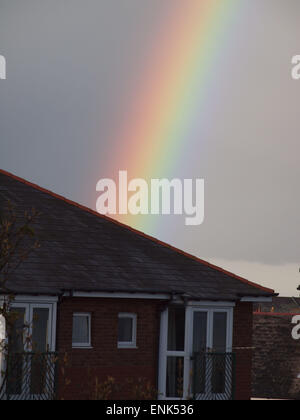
(30, 308, 50, 395)
(166, 357, 184, 398)
(193, 312, 208, 395)
(118, 317, 133, 342)
(193, 353, 206, 395)
(8, 308, 25, 395)
(213, 312, 227, 352)
(72, 315, 90, 344)
(10, 308, 25, 353)
(193, 312, 207, 352)
(212, 312, 227, 394)
(167, 307, 185, 352)
(32, 308, 49, 352)
(211, 353, 227, 394)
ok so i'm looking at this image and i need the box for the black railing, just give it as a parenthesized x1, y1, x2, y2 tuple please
(192, 352, 236, 400)
(0, 352, 58, 400)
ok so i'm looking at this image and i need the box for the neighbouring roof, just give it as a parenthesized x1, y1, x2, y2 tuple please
(254, 297, 300, 314)
(0, 169, 275, 300)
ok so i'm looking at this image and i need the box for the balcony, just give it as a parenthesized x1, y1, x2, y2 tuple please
(0, 352, 58, 400)
(192, 352, 236, 400)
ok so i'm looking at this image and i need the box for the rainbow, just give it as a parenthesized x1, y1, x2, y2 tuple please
(101, 0, 241, 232)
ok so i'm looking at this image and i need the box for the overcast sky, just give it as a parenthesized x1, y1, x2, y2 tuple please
(1, 0, 300, 296)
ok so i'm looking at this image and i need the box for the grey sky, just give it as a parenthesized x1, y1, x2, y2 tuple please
(1, 0, 300, 295)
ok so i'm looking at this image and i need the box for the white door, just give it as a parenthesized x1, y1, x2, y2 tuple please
(191, 308, 233, 400)
(7, 302, 56, 399)
(158, 305, 234, 400)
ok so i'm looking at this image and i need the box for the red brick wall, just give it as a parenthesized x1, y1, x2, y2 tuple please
(56, 298, 254, 400)
(252, 313, 300, 399)
(56, 297, 165, 400)
(232, 302, 253, 400)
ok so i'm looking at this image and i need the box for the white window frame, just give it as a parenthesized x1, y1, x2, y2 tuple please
(158, 303, 234, 400)
(72, 313, 92, 349)
(1, 297, 58, 400)
(10, 300, 57, 352)
(11, 295, 58, 352)
(117, 313, 137, 349)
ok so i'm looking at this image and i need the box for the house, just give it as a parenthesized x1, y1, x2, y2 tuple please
(0, 169, 275, 400)
(252, 297, 300, 400)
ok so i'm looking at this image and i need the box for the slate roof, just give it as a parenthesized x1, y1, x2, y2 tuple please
(0, 169, 275, 300)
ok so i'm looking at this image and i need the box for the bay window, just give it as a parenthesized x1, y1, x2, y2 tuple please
(158, 304, 234, 400)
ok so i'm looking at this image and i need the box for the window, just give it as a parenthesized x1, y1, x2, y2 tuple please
(72, 313, 91, 348)
(7, 300, 57, 397)
(166, 356, 184, 398)
(118, 313, 137, 348)
(212, 312, 227, 352)
(168, 306, 185, 352)
(158, 305, 234, 400)
(164, 306, 186, 398)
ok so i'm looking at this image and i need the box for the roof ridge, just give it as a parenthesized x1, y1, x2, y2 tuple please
(0, 168, 275, 295)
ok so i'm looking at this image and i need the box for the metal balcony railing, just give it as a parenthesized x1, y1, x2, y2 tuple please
(0, 352, 58, 400)
(192, 352, 236, 400)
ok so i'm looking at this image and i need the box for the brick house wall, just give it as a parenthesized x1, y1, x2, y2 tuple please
(252, 313, 300, 400)
(56, 297, 165, 400)
(56, 298, 254, 400)
(232, 302, 253, 400)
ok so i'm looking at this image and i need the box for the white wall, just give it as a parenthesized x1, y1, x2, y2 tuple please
(0, 315, 5, 341)
(0, 315, 5, 391)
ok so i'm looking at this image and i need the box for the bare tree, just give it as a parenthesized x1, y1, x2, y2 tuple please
(0, 200, 40, 398)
